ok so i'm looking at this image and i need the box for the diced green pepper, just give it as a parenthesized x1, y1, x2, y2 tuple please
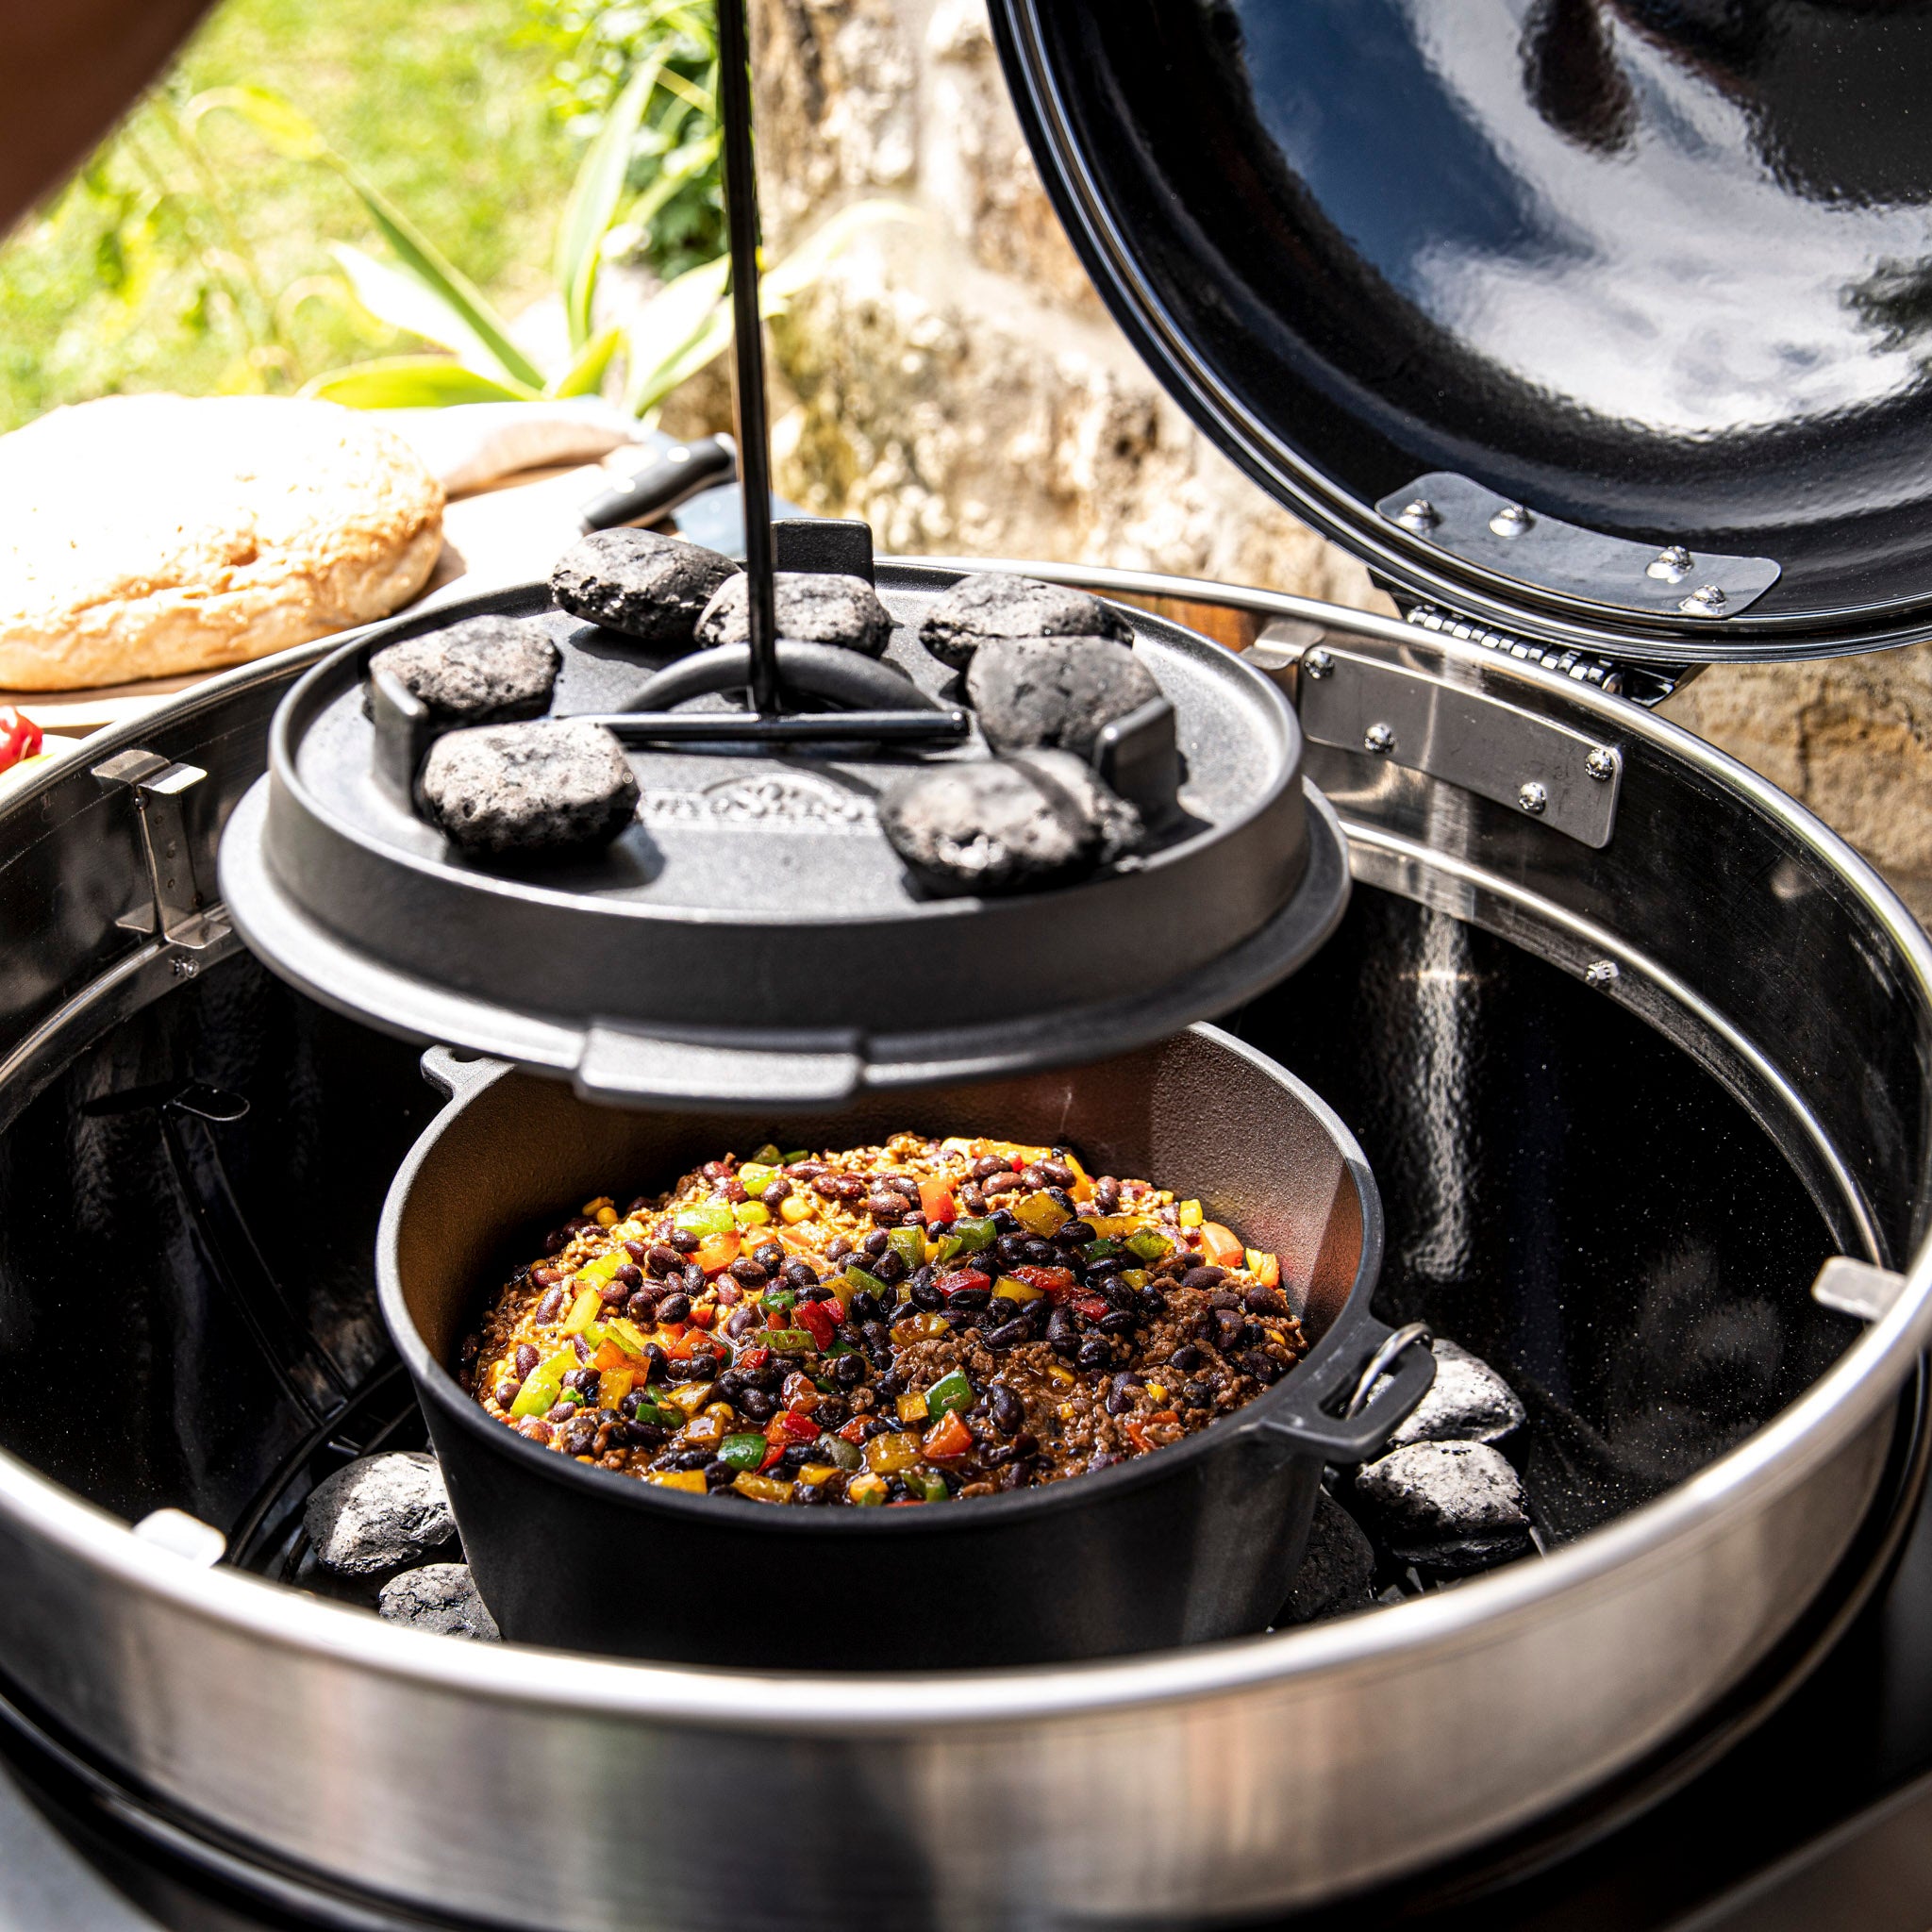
(674, 1200, 736, 1237)
(733, 1201, 771, 1226)
(575, 1250, 625, 1288)
(1122, 1268, 1148, 1290)
(1083, 1238, 1124, 1261)
(766, 1327, 816, 1353)
(1125, 1230, 1172, 1262)
(764, 1285, 797, 1311)
(925, 1369, 974, 1422)
(816, 1433, 863, 1471)
(508, 1348, 574, 1419)
(823, 1339, 858, 1358)
(738, 1162, 774, 1194)
(938, 1217, 996, 1263)
(781, 1149, 808, 1165)
(907, 1468, 949, 1503)
(606, 1317, 651, 1357)
(748, 1142, 783, 1165)
(844, 1262, 891, 1298)
(888, 1226, 926, 1272)
(630, 1398, 684, 1428)
(719, 1432, 769, 1471)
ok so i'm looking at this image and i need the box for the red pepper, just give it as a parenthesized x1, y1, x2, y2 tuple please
(1009, 1264, 1076, 1302)
(739, 1346, 771, 1374)
(838, 1417, 869, 1444)
(768, 1408, 818, 1446)
(918, 1176, 958, 1225)
(758, 1441, 785, 1472)
(1074, 1295, 1111, 1322)
(1124, 1420, 1152, 1453)
(0, 708, 42, 774)
(689, 1304, 716, 1329)
(766, 1305, 789, 1329)
(939, 1268, 991, 1302)
(922, 1410, 973, 1461)
(795, 1299, 839, 1350)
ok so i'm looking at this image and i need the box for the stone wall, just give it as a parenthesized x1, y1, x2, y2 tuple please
(736, 0, 1929, 926)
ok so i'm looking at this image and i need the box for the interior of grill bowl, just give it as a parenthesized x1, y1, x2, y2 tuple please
(0, 886, 1862, 1633)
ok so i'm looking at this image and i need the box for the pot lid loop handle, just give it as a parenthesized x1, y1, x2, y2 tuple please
(1257, 1319, 1436, 1466)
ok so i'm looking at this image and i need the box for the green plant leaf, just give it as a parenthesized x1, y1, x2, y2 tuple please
(621, 253, 728, 414)
(328, 242, 508, 371)
(182, 85, 328, 162)
(558, 58, 663, 352)
(301, 357, 536, 408)
(761, 200, 918, 303)
(548, 325, 624, 399)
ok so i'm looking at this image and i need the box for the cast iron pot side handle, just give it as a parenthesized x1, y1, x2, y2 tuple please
(1257, 1320, 1436, 1465)
(420, 1045, 508, 1106)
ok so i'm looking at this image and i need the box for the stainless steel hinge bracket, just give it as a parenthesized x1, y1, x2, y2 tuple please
(1400, 604, 1689, 708)
(1299, 646, 1624, 849)
(92, 748, 232, 972)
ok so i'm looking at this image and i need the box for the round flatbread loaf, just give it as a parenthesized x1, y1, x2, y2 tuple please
(0, 394, 444, 691)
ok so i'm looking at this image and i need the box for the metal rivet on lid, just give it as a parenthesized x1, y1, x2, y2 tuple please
(1585, 747, 1618, 782)
(1680, 583, 1728, 616)
(1489, 503, 1533, 538)
(1517, 781, 1548, 815)
(1585, 959, 1621, 987)
(1363, 722, 1396, 755)
(1305, 648, 1334, 680)
(1396, 498, 1438, 534)
(1646, 545, 1693, 583)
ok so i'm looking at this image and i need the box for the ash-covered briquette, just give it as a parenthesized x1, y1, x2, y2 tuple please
(1386, 1339, 1528, 1451)
(694, 570, 893, 657)
(366, 614, 560, 727)
(549, 527, 740, 643)
(1353, 1440, 1533, 1573)
(918, 572, 1134, 670)
(304, 1452, 456, 1576)
(378, 1563, 501, 1641)
(420, 719, 640, 856)
(966, 636, 1163, 760)
(1280, 1488, 1376, 1624)
(878, 751, 1141, 895)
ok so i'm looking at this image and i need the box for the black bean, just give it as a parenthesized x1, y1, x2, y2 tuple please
(761, 1176, 793, 1208)
(1076, 1336, 1111, 1372)
(616, 1262, 643, 1288)
(1105, 1277, 1141, 1313)
(657, 1291, 691, 1324)
(1010, 1430, 1040, 1458)
(777, 1443, 817, 1475)
(750, 1357, 786, 1391)
(714, 1281, 741, 1307)
(546, 1403, 575, 1424)
(909, 1277, 943, 1310)
(990, 1208, 1019, 1233)
(946, 1285, 991, 1310)
(597, 1279, 630, 1307)
(739, 1388, 777, 1422)
(783, 1258, 820, 1291)
(1244, 1285, 1289, 1315)
(492, 1380, 520, 1407)
(873, 1248, 908, 1286)
(884, 1174, 921, 1198)
(726, 1306, 757, 1338)
(831, 1353, 866, 1388)
(862, 1227, 891, 1257)
(1099, 1310, 1139, 1337)
(862, 1414, 897, 1440)
(720, 1176, 748, 1204)
(982, 1173, 1022, 1197)
(847, 1291, 880, 1324)
(513, 1342, 540, 1376)
(1022, 1238, 1057, 1266)
(1046, 1307, 1079, 1357)
(543, 1228, 568, 1257)
(786, 1160, 826, 1179)
(1106, 1373, 1142, 1415)
(1017, 1165, 1044, 1191)
(1181, 1266, 1227, 1293)
(705, 1460, 737, 1490)
(1211, 1307, 1244, 1349)
(563, 1424, 597, 1456)
(958, 1185, 987, 1216)
(535, 1286, 565, 1323)
(1086, 1254, 1124, 1279)
(753, 1241, 784, 1271)
(622, 1239, 650, 1264)
(984, 1318, 1029, 1351)
(729, 1257, 769, 1287)
(1181, 1382, 1214, 1409)
(670, 1230, 700, 1254)
(798, 1282, 835, 1302)
(1093, 1178, 1122, 1211)
(972, 1157, 1008, 1180)
(1040, 1159, 1076, 1189)
(672, 1448, 713, 1471)
(625, 1421, 668, 1447)
(815, 1394, 850, 1427)
(1139, 1286, 1168, 1316)
(865, 1192, 904, 1224)
(644, 1242, 680, 1277)
(990, 1384, 1026, 1434)
(796, 1481, 830, 1506)
(1168, 1341, 1203, 1373)
(876, 1371, 907, 1400)
(1058, 1218, 1095, 1244)
(827, 1235, 855, 1262)
(1240, 1351, 1287, 1385)
(859, 1319, 891, 1346)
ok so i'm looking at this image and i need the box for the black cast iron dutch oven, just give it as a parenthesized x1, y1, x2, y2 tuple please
(376, 1025, 1432, 1669)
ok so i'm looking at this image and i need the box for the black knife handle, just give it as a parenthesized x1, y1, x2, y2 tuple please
(577, 435, 737, 533)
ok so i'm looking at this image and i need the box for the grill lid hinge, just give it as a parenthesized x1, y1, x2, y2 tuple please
(93, 748, 232, 967)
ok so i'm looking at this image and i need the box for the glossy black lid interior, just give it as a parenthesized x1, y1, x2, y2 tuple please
(991, 0, 1932, 662)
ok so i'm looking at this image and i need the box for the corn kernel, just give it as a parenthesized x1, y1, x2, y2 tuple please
(595, 1206, 619, 1227)
(780, 1194, 812, 1224)
(1147, 1383, 1167, 1403)
(1058, 1403, 1074, 1422)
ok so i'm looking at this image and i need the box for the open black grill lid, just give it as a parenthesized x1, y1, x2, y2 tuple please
(990, 0, 1932, 665)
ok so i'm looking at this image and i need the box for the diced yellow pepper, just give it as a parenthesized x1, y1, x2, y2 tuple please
(597, 1368, 635, 1408)
(797, 1463, 841, 1487)
(992, 1275, 1044, 1302)
(863, 1431, 922, 1474)
(780, 1194, 812, 1224)
(605, 1316, 651, 1357)
(1178, 1198, 1204, 1228)
(848, 1472, 890, 1506)
(891, 1312, 949, 1344)
(704, 1401, 736, 1424)
(560, 1288, 601, 1336)
(734, 1201, 771, 1226)
(1012, 1191, 1069, 1237)
(575, 1251, 625, 1289)
(1147, 1383, 1167, 1403)
(1087, 1213, 1142, 1239)
(614, 1218, 645, 1242)
(733, 1472, 795, 1505)
(1062, 1150, 1093, 1201)
(661, 1381, 716, 1417)
(1046, 1363, 1075, 1387)
(581, 1195, 614, 1217)
(739, 1162, 775, 1193)
(1059, 1403, 1074, 1422)
(595, 1206, 619, 1227)
(647, 1470, 708, 1493)
(684, 1413, 725, 1446)
(896, 1390, 930, 1424)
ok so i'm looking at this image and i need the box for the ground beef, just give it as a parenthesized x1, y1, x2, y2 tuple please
(464, 1131, 1306, 1507)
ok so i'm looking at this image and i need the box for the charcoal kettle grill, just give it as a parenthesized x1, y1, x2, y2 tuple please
(6, 0, 1932, 1924)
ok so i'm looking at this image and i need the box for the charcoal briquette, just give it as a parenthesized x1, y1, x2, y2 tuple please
(1280, 1489, 1375, 1624)
(550, 528, 740, 643)
(694, 571, 892, 657)
(420, 719, 639, 855)
(1353, 1441, 1533, 1574)
(366, 614, 559, 725)
(377, 1563, 501, 1641)
(919, 572, 1133, 670)
(305, 1451, 456, 1576)
(1385, 1338, 1528, 1451)
(966, 636, 1162, 759)
(878, 750, 1141, 895)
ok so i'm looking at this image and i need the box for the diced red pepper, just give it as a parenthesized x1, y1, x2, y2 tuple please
(688, 1304, 716, 1329)
(768, 1408, 818, 1445)
(940, 1269, 991, 1302)
(1199, 1222, 1245, 1270)
(1149, 1409, 1180, 1427)
(886, 1498, 926, 1507)
(795, 1299, 839, 1349)
(838, 1417, 869, 1443)
(692, 1231, 741, 1276)
(1124, 1420, 1152, 1453)
(1009, 1264, 1077, 1302)
(0, 708, 42, 775)
(918, 1176, 958, 1225)
(766, 1305, 789, 1329)
(738, 1346, 771, 1374)
(922, 1410, 973, 1460)
(759, 1441, 785, 1472)
(1074, 1295, 1111, 1322)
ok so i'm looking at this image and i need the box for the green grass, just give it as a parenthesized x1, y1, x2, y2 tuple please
(0, 0, 576, 431)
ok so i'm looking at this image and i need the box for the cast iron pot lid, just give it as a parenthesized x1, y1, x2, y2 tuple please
(990, 0, 1932, 665)
(217, 561, 1347, 1109)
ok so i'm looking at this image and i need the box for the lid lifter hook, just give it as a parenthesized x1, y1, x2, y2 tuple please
(717, 0, 781, 720)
